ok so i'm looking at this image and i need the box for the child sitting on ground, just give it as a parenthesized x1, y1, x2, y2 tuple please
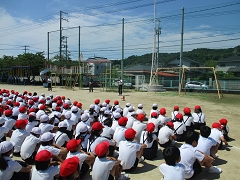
(210, 122, 228, 150)
(219, 118, 229, 141)
(159, 146, 185, 180)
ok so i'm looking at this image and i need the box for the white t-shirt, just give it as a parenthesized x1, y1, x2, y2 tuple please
(71, 113, 79, 125)
(21, 134, 41, 160)
(209, 128, 223, 144)
(192, 112, 205, 123)
(171, 110, 179, 120)
(12, 107, 20, 116)
(126, 116, 137, 128)
(87, 136, 114, 155)
(158, 126, 174, 144)
(38, 145, 60, 156)
(3, 117, 16, 130)
(123, 107, 129, 117)
(158, 115, 171, 125)
(111, 120, 119, 131)
(101, 125, 115, 139)
(64, 119, 74, 131)
(0, 126, 9, 139)
(148, 117, 161, 133)
(118, 140, 141, 170)
(18, 113, 28, 120)
(196, 136, 217, 155)
(132, 121, 146, 143)
(179, 144, 204, 179)
(159, 163, 185, 180)
(54, 131, 70, 147)
(173, 121, 186, 135)
(10, 129, 30, 153)
(31, 165, 60, 180)
(113, 126, 127, 147)
(25, 121, 39, 133)
(67, 151, 88, 169)
(136, 109, 146, 115)
(39, 123, 54, 133)
(92, 157, 115, 180)
(183, 115, 194, 127)
(140, 131, 157, 148)
(0, 156, 22, 180)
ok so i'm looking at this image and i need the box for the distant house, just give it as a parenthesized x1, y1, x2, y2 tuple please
(84, 57, 111, 76)
(216, 56, 240, 76)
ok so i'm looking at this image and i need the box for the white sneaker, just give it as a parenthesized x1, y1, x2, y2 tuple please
(213, 153, 219, 158)
(117, 174, 129, 180)
(139, 156, 145, 163)
(208, 166, 222, 173)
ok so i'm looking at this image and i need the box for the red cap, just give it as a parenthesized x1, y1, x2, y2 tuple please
(28, 92, 32, 96)
(73, 101, 78, 106)
(174, 106, 179, 111)
(39, 99, 45, 104)
(137, 113, 145, 121)
(183, 107, 191, 114)
(14, 102, 20, 106)
(94, 99, 100, 104)
(56, 100, 62, 106)
(53, 98, 58, 102)
(6, 101, 12, 105)
(15, 119, 28, 129)
(114, 100, 119, 105)
(76, 102, 82, 108)
(66, 139, 81, 152)
(35, 150, 52, 162)
(160, 108, 166, 115)
(219, 118, 228, 125)
(39, 105, 46, 110)
(4, 109, 12, 116)
(28, 100, 34, 105)
(125, 128, 136, 139)
(146, 123, 155, 132)
(167, 121, 174, 128)
(212, 122, 221, 129)
(105, 99, 110, 104)
(151, 112, 158, 117)
(19, 106, 27, 113)
(60, 157, 79, 177)
(61, 96, 65, 100)
(118, 117, 128, 126)
(195, 105, 201, 110)
(92, 122, 104, 131)
(175, 113, 183, 121)
(95, 141, 110, 157)
(55, 106, 61, 112)
(63, 103, 69, 109)
(28, 108, 36, 113)
(32, 97, 38, 102)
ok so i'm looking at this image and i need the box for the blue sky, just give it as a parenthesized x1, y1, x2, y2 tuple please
(0, 0, 239, 60)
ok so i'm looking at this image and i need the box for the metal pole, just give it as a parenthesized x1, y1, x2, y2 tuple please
(60, 11, 62, 62)
(179, 7, 184, 92)
(47, 32, 49, 68)
(78, 26, 81, 89)
(121, 18, 124, 79)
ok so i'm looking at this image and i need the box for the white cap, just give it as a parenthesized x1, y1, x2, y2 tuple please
(40, 132, 55, 142)
(128, 106, 134, 112)
(58, 121, 68, 128)
(131, 112, 137, 116)
(77, 123, 88, 133)
(64, 111, 72, 119)
(115, 108, 122, 113)
(49, 94, 53, 97)
(55, 112, 62, 118)
(31, 127, 42, 135)
(102, 102, 107, 107)
(0, 141, 14, 154)
(0, 117, 6, 124)
(29, 112, 36, 117)
(41, 93, 45, 97)
(126, 103, 131, 107)
(113, 112, 121, 119)
(52, 103, 57, 110)
(40, 114, 49, 122)
(65, 99, 71, 105)
(90, 104, 95, 109)
(152, 103, 158, 107)
(138, 104, 143, 108)
(84, 110, 89, 114)
(81, 114, 89, 122)
(71, 106, 78, 112)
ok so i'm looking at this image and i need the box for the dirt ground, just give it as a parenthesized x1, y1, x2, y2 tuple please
(2, 84, 239, 180)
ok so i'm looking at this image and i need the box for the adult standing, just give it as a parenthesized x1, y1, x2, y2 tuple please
(89, 76, 93, 93)
(47, 76, 52, 91)
(117, 77, 123, 96)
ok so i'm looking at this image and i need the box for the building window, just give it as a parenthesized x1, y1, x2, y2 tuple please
(96, 66, 99, 70)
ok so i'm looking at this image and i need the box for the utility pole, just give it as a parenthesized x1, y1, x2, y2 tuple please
(121, 18, 124, 79)
(179, 7, 184, 94)
(60, 10, 68, 62)
(22, 45, 29, 54)
(156, 19, 161, 67)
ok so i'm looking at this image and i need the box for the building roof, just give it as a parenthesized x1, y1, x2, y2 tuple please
(218, 56, 240, 63)
(227, 66, 240, 72)
(85, 57, 111, 63)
